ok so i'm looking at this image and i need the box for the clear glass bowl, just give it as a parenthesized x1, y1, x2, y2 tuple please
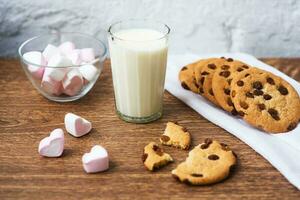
(18, 32, 107, 102)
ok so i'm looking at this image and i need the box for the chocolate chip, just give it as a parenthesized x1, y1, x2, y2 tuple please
(238, 111, 245, 117)
(172, 174, 180, 181)
(252, 81, 263, 90)
(142, 153, 148, 162)
(227, 97, 234, 106)
(220, 143, 230, 151)
(263, 94, 272, 100)
(244, 73, 250, 77)
(287, 122, 297, 131)
(200, 77, 205, 85)
(153, 145, 164, 156)
(253, 89, 263, 96)
(181, 66, 187, 71)
(181, 82, 190, 90)
(208, 63, 216, 69)
(257, 103, 266, 111)
(221, 65, 230, 70)
(219, 70, 231, 78)
(220, 56, 226, 59)
(237, 80, 244, 86)
(237, 67, 244, 72)
(194, 81, 199, 88)
(199, 87, 204, 94)
(174, 121, 179, 124)
(268, 108, 280, 121)
(278, 85, 289, 95)
(208, 154, 219, 160)
(227, 58, 234, 62)
(224, 88, 231, 95)
(240, 101, 249, 109)
(190, 173, 203, 177)
(267, 77, 275, 85)
(242, 65, 249, 69)
(209, 88, 214, 96)
(160, 135, 170, 142)
(227, 78, 233, 85)
(232, 90, 236, 97)
(231, 108, 238, 116)
(246, 92, 254, 98)
(201, 71, 209, 75)
(201, 138, 213, 149)
(182, 127, 188, 132)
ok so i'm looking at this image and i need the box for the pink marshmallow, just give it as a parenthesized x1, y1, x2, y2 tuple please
(23, 51, 47, 79)
(64, 113, 92, 137)
(82, 145, 109, 173)
(62, 69, 83, 96)
(59, 41, 75, 55)
(80, 48, 95, 63)
(38, 128, 64, 157)
(43, 44, 59, 61)
(66, 49, 82, 65)
(41, 74, 63, 96)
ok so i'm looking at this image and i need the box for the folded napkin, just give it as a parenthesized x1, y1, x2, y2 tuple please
(165, 53, 300, 189)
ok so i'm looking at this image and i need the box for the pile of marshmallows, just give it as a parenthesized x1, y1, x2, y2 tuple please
(23, 42, 99, 96)
(38, 113, 109, 173)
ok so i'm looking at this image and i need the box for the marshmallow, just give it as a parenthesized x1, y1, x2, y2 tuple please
(59, 41, 75, 55)
(62, 69, 83, 96)
(48, 52, 73, 67)
(66, 49, 82, 65)
(41, 74, 63, 96)
(45, 53, 72, 81)
(23, 51, 46, 79)
(79, 64, 98, 82)
(64, 113, 92, 137)
(42, 44, 59, 61)
(80, 48, 95, 62)
(38, 128, 64, 157)
(82, 145, 109, 173)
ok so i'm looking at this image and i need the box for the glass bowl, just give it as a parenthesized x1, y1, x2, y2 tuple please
(18, 32, 107, 102)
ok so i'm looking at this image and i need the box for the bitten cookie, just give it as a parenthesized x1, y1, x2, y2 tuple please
(179, 61, 199, 93)
(231, 69, 300, 133)
(160, 122, 191, 150)
(142, 142, 173, 171)
(172, 139, 237, 185)
(212, 60, 250, 114)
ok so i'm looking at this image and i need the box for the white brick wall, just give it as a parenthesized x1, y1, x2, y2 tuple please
(0, 0, 300, 57)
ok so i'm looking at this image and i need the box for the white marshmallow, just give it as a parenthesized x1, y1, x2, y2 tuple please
(79, 64, 98, 82)
(66, 49, 82, 65)
(62, 69, 83, 96)
(23, 51, 46, 79)
(59, 41, 75, 55)
(41, 74, 63, 96)
(82, 145, 109, 173)
(48, 52, 73, 67)
(80, 48, 95, 62)
(38, 128, 64, 157)
(45, 53, 72, 81)
(64, 113, 92, 137)
(42, 44, 59, 61)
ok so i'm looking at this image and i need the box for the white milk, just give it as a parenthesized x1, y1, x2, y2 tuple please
(109, 29, 168, 119)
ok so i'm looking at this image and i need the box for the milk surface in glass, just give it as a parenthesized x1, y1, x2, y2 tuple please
(108, 27, 168, 123)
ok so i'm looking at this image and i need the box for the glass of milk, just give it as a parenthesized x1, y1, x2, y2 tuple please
(108, 19, 170, 123)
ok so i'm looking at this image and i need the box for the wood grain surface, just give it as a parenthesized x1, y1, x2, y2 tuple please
(0, 58, 299, 200)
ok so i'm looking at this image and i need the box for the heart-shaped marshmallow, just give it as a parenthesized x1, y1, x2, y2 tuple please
(23, 51, 46, 79)
(59, 41, 75, 55)
(80, 48, 95, 63)
(82, 145, 109, 173)
(64, 113, 92, 137)
(41, 74, 63, 96)
(79, 64, 99, 83)
(38, 128, 64, 157)
(43, 44, 59, 61)
(62, 69, 83, 96)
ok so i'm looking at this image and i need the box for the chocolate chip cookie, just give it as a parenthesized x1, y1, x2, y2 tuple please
(179, 61, 199, 93)
(212, 60, 250, 113)
(231, 69, 300, 133)
(142, 142, 173, 171)
(172, 138, 237, 185)
(160, 122, 191, 150)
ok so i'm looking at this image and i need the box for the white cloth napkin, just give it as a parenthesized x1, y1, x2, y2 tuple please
(165, 53, 300, 189)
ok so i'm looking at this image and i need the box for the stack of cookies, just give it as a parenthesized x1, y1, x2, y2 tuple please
(179, 57, 300, 133)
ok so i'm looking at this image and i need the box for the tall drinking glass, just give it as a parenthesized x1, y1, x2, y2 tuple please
(108, 19, 170, 123)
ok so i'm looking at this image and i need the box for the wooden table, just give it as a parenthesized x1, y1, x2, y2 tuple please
(0, 58, 299, 200)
